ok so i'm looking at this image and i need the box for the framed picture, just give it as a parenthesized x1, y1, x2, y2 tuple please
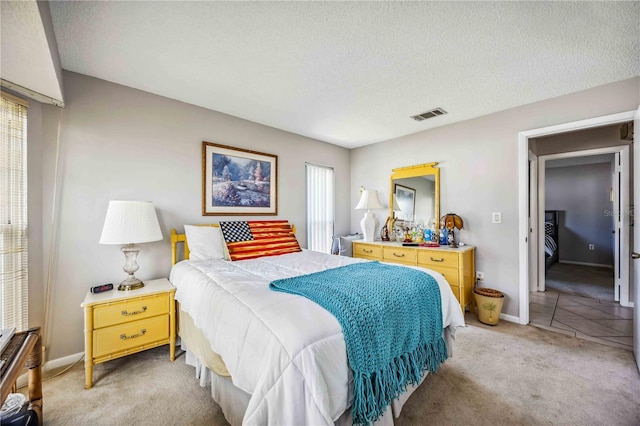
(202, 142, 277, 215)
(394, 184, 415, 222)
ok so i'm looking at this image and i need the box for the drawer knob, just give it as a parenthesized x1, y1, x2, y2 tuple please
(393, 253, 405, 257)
(120, 329, 147, 340)
(363, 249, 373, 254)
(121, 306, 147, 316)
(430, 257, 445, 262)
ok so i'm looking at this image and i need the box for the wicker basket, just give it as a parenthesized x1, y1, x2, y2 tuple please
(473, 287, 505, 325)
(474, 287, 503, 298)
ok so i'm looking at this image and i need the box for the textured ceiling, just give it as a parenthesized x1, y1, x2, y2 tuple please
(48, 1, 639, 148)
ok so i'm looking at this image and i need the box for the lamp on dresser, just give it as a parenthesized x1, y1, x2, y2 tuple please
(99, 200, 163, 290)
(355, 188, 384, 242)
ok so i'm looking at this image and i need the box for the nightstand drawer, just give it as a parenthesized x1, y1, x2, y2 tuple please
(383, 247, 416, 265)
(417, 250, 459, 268)
(93, 293, 170, 329)
(93, 315, 169, 358)
(354, 243, 382, 259)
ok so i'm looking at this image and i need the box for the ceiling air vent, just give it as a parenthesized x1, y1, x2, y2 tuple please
(411, 108, 447, 122)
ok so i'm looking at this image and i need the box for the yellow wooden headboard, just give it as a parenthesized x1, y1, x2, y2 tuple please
(170, 224, 219, 266)
(170, 223, 297, 266)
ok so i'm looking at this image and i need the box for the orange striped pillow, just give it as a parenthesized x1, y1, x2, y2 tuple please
(219, 220, 301, 261)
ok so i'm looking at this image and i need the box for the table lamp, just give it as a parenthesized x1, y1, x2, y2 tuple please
(440, 213, 464, 247)
(99, 200, 163, 290)
(355, 189, 383, 242)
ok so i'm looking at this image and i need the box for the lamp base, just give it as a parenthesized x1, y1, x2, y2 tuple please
(360, 210, 379, 242)
(119, 244, 144, 290)
(118, 275, 144, 291)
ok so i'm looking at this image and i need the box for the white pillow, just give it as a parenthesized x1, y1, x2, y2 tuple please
(184, 225, 227, 260)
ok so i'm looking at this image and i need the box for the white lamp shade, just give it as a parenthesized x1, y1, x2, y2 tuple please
(355, 190, 384, 210)
(392, 195, 402, 212)
(99, 201, 163, 244)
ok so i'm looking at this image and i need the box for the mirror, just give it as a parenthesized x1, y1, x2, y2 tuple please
(388, 162, 440, 240)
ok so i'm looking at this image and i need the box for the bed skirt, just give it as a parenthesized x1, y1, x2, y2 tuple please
(180, 309, 455, 425)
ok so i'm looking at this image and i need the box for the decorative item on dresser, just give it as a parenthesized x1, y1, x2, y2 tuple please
(353, 240, 475, 312)
(355, 187, 384, 242)
(99, 200, 163, 291)
(81, 278, 176, 389)
(440, 213, 464, 247)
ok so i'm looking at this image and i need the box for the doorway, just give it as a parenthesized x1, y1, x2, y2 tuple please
(517, 110, 637, 326)
(529, 150, 634, 349)
(535, 147, 629, 305)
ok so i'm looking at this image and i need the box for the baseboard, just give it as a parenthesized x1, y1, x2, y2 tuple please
(16, 351, 84, 388)
(499, 313, 520, 324)
(44, 351, 84, 372)
(558, 260, 613, 269)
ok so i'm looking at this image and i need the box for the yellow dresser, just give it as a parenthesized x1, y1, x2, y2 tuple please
(353, 241, 475, 311)
(81, 278, 176, 389)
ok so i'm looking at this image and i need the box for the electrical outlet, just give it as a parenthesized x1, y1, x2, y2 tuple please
(492, 212, 502, 223)
(476, 271, 485, 281)
(588, 244, 595, 251)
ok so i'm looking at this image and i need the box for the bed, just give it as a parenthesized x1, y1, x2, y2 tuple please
(544, 210, 559, 271)
(169, 221, 465, 425)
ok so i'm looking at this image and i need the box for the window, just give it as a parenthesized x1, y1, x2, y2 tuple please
(305, 163, 334, 253)
(1, 92, 29, 330)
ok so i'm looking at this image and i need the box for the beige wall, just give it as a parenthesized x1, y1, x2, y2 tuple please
(350, 77, 640, 318)
(35, 71, 351, 360)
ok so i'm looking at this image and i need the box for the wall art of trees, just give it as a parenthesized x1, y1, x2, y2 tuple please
(211, 153, 271, 207)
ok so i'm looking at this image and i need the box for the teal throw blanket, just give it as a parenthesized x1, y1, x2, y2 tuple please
(270, 262, 448, 425)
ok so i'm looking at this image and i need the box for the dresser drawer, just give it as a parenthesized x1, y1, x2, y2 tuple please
(93, 315, 169, 358)
(353, 243, 382, 259)
(383, 247, 417, 265)
(429, 265, 460, 286)
(417, 250, 459, 268)
(93, 293, 170, 329)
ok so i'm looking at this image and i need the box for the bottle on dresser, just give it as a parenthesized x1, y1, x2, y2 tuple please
(439, 227, 448, 245)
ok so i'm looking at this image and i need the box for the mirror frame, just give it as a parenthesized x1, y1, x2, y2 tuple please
(389, 162, 440, 234)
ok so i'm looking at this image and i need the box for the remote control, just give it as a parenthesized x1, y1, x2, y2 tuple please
(90, 283, 113, 294)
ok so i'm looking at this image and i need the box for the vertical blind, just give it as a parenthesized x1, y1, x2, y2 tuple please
(306, 163, 334, 253)
(1, 92, 29, 331)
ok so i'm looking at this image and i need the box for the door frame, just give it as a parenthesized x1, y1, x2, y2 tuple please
(518, 110, 636, 324)
(534, 147, 628, 305)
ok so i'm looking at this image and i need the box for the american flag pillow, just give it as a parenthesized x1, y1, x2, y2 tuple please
(219, 220, 301, 261)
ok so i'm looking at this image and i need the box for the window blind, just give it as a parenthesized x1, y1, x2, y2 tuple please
(1, 92, 28, 331)
(306, 163, 335, 253)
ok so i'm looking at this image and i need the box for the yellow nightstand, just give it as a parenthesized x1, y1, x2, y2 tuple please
(81, 278, 176, 389)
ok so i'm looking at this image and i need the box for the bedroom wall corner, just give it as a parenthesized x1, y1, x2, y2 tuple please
(37, 71, 351, 361)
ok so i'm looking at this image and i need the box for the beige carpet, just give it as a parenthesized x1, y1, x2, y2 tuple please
(28, 314, 640, 425)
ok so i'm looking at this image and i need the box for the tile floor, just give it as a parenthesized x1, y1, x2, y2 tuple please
(529, 290, 633, 350)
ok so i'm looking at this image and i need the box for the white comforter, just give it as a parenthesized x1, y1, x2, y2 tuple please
(170, 250, 465, 425)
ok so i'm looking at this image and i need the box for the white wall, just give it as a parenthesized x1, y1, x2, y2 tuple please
(350, 77, 640, 318)
(37, 71, 351, 360)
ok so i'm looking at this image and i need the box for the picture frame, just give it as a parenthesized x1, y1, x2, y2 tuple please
(394, 184, 415, 222)
(202, 142, 277, 216)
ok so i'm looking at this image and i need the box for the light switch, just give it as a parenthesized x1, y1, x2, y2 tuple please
(492, 212, 502, 223)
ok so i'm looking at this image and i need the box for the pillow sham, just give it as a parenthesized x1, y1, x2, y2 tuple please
(184, 225, 227, 260)
(219, 220, 301, 261)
